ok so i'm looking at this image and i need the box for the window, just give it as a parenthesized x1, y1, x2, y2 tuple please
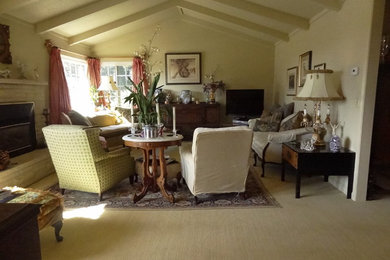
(101, 61, 132, 108)
(62, 55, 95, 116)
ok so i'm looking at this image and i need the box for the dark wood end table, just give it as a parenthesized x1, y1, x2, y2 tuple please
(282, 141, 356, 199)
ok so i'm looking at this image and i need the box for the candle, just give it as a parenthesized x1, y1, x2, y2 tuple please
(130, 101, 134, 125)
(156, 103, 161, 125)
(327, 104, 330, 115)
(317, 108, 320, 117)
(303, 104, 307, 116)
(172, 106, 176, 133)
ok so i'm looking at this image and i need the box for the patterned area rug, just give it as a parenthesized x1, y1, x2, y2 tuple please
(49, 166, 280, 209)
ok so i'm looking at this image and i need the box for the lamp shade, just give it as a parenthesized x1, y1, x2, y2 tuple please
(99, 76, 118, 91)
(295, 69, 344, 101)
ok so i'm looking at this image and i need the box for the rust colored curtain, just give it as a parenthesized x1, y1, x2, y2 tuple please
(87, 58, 106, 107)
(49, 47, 71, 124)
(132, 56, 148, 95)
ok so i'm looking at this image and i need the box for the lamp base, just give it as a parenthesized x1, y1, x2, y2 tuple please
(312, 127, 327, 147)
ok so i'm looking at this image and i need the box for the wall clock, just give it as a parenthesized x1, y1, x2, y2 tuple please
(0, 24, 12, 64)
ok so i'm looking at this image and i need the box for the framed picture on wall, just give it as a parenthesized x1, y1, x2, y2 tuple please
(165, 53, 201, 84)
(0, 24, 12, 64)
(287, 66, 298, 96)
(298, 51, 312, 87)
(314, 63, 326, 70)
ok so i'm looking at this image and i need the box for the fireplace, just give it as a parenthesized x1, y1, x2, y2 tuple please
(0, 102, 36, 157)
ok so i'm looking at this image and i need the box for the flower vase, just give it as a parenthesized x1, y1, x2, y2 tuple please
(209, 89, 216, 103)
(329, 122, 341, 152)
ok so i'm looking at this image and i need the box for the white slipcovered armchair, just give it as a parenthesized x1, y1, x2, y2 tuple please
(179, 126, 253, 202)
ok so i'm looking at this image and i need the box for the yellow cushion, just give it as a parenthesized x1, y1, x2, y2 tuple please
(88, 114, 117, 126)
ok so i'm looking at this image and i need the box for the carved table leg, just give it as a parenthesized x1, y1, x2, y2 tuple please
(134, 149, 154, 203)
(157, 147, 175, 203)
(52, 221, 63, 242)
(151, 148, 158, 192)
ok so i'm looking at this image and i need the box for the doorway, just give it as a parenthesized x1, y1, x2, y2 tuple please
(367, 0, 390, 199)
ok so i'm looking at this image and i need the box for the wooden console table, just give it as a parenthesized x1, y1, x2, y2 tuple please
(161, 103, 220, 140)
(123, 133, 183, 203)
(282, 142, 356, 199)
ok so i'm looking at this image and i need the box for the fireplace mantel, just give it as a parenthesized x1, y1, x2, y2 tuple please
(0, 78, 48, 86)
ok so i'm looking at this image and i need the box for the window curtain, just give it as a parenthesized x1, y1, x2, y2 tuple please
(132, 56, 149, 95)
(48, 47, 71, 124)
(87, 58, 106, 107)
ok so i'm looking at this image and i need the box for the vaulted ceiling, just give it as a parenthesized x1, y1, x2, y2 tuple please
(0, 0, 344, 46)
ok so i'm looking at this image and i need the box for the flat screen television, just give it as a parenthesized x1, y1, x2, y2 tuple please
(226, 89, 264, 118)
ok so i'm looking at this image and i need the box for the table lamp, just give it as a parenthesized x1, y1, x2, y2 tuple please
(294, 69, 344, 146)
(99, 76, 118, 109)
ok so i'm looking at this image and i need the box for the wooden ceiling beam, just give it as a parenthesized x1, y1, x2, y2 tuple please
(35, 0, 129, 34)
(308, 0, 343, 11)
(210, 0, 309, 30)
(0, 0, 38, 14)
(178, 0, 289, 41)
(181, 15, 272, 44)
(68, 0, 179, 45)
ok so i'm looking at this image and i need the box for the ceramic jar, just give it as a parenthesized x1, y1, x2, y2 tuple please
(180, 90, 192, 104)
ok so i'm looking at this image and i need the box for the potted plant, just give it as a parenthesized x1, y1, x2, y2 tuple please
(124, 73, 163, 137)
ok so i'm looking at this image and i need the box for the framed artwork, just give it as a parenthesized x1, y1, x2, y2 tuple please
(287, 66, 298, 96)
(0, 24, 12, 64)
(298, 51, 312, 87)
(165, 53, 201, 84)
(314, 63, 326, 70)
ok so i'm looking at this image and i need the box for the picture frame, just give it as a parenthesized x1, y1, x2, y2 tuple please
(298, 51, 312, 87)
(287, 66, 298, 96)
(314, 63, 326, 70)
(0, 24, 12, 64)
(165, 53, 201, 84)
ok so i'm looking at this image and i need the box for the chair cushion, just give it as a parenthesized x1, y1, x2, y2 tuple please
(253, 111, 283, 132)
(68, 110, 92, 126)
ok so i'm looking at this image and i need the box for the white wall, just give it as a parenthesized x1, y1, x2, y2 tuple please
(273, 0, 384, 201)
(92, 18, 274, 123)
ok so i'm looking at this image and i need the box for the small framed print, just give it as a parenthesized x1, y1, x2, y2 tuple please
(298, 51, 312, 87)
(287, 66, 298, 96)
(314, 63, 326, 70)
(165, 53, 201, 84)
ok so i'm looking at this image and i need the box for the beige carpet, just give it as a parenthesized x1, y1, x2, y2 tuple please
(39, 165, 390, 260)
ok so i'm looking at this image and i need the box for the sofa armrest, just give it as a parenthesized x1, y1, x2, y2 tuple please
(268, 127, 313, 143)
(248, 118, 261, 130)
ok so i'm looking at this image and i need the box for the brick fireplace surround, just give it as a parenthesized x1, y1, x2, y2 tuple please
(0, 79, 55, 188)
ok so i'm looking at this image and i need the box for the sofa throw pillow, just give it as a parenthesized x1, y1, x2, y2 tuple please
(275, 102, 294, 119)
(279, 111, 303, 131)
(253, 111, 283, 132)
(88, 114, 117, 127)
(67, 110, 92, 126)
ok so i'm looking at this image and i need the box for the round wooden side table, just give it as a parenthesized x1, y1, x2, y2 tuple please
(122, 133, 183, 203)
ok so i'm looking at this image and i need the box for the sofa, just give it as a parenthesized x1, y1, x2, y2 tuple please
(61, 110, 132, 150)
(248, 104, 313, 177)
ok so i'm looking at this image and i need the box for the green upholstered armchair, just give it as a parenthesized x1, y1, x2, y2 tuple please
(42, 125, 135, 200)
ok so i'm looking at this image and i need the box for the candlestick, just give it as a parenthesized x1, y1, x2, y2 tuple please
(172, 106, 176, 134)
(156, 103, 160, 125)
(130, 101, 134, 125)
